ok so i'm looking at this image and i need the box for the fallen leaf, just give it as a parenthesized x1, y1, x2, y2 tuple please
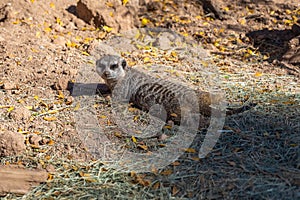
(137, 144, 148, 150)
(131, 136, 137, 143)
(160, 169, 173, 176)
(254, 72, 263, 77)
(43, 116, 57, 121)
(184, 148, 196, 153)
(103, 25, 113, 33)
(141, 18, 150, 26)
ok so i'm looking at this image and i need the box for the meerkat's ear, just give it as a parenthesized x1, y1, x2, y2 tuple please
(121, 59, 127, 70)
(96, 59, 100, 67)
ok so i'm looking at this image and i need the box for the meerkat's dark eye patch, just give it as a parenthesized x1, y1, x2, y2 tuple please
(110, 64, 118, 70)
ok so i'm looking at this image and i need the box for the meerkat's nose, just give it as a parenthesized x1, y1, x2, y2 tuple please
(104, 71, 110, 76)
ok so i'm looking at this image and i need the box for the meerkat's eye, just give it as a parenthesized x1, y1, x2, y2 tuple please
(110, 64, 118, 70)
(121, 60, 127, 69)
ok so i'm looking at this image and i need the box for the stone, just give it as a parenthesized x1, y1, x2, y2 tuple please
(53, 77, 70, 90)
(0, 131, 26, 157)
(9, 106, 31, 122)
(76, 0, 138, 33)
(29, 134, 42, 146)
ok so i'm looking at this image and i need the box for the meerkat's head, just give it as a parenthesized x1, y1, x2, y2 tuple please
(96, 55, 127, 90)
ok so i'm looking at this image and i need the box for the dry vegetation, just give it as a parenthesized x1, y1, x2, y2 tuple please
(0, 0, 299, 199)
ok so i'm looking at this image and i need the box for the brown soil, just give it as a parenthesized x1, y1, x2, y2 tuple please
(0, 0, 299, 199)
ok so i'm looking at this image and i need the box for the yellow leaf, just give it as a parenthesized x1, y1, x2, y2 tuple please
(141, 18, 150, 26)
(13, 20, 20, 25)
(56, 17, 63, 26)
(137, 144, 148, 150)
(100, 115, 107, 119)
(31, 48, 39, 53)
(45, 155, 51, 160)
(82, 51, 90, 56)
(36, 31, 41, 38)
(122, 0, 128, 6)
(43, 116, 57, 121)
(98, 31, 107, 39)
(84, 37, 93, 43)
(26, 106, 33, 110)
(191, 157, 200, 161)
(223, 7, 229, 12)
(254, 72, 263, 77)
(133, 115, 139, 121)
(160, 169, 173, 176)
(184, 148, 196, 153)
(128, 107, 136, 112)
(284, 19, 293, 26)
(74, 103, 80, 111)
(263, 55, 269, 60)
(107, 119, 112, 125)
(292, 15, 298, 22)
(105, 2, 114, 7)
(103, 25, 113, 33)
(48, 139, 55, 145)
(239, 18, 246, 25)
(143, 57, 150, 63)
(47, 110, 58, 114)
(114, 132, 122, 137)
(285, 9, 292, 15)
(171, 51, 177, 57)
(50, 2, 55, 9)
(44, 27, 52, 33)
(66, 40, 78, 48)
(7, 106, 14, 112)
(164, 125, 172, 129)
(181, 32, 189, 37)
(131, 136, 137, 143)
(86, 178, 97, 183)
(57, 91, 64, 99)
(47, 173, 54, 181)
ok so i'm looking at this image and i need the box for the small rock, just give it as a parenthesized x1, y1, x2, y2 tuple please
(29, 134, 42, 146)
(0, 131, 26, 157)
(66, 21, 77, 30)
(9, 106, 31, 122)
(3, 81, 16, 90)
(52, 36, 66, 47)
(69, 68, 78, 76)
(76, 0, 138, 33)
(40, 138, 50, 145)
(52, 24, 65, 32)
(0, 4, 13, 23)
(65, 96, 74, 105)
(46, 164, 55, 172)
(0, 35, 4, 42)
(53, 77, 69, 90)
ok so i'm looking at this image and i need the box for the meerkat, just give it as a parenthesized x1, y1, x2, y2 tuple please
(96, 55, 254, 129)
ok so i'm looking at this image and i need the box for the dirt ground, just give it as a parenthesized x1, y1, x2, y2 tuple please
(0, 0, 299, 199)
